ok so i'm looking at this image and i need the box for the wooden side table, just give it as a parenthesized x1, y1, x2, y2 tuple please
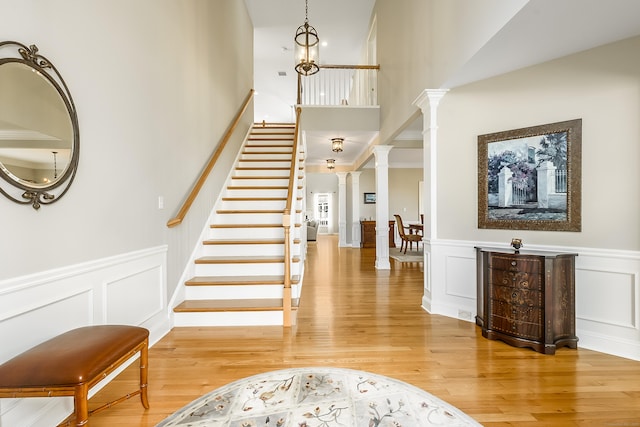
(360, 220, 395, 248)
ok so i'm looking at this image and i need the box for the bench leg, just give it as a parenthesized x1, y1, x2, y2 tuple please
(140, 339, 149, 409)
(74, 384, 89, 426)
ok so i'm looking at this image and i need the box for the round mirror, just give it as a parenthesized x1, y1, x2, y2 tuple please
(0, 41, 79, 209)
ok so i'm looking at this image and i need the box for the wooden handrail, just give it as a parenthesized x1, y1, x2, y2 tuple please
(282, 106, 302, 327)
(284, 107, 302, 216)
(167, 89, 254, 228)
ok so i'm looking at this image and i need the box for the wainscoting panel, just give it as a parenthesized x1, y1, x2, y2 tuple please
(0, 245, 171, 427)
(105, 265, 165, 326)
(576, 268, 636, 329)
(445, 255, 477, 299)
(0, 290, 93, 364)
(424, 239, 640, 361)
(424, 241, 477, 319)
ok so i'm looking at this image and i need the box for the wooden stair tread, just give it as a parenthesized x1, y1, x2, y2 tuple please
(210, 223, 298, 228)
(216, 209, 284, 214)
(185, 275, 300, 286)
(231, 176, 289, 180)
(203, 238, 301, 245)
(209, 224, 301, 228)
(222, 197, 287, 201)
(236, 166, 291, 171)
(239, 159, 291, 162)
(247, 139, 294, 143)
(242, 150, 291, 156)
(195, 256, 300, 264)
(174, 299, 299, 313)
(226, 186, 288, 190)
(245, 144, 293, 148)
(203, 238, 284, 245)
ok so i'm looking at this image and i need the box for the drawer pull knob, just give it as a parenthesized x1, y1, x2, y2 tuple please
(511, 261, 517, 266)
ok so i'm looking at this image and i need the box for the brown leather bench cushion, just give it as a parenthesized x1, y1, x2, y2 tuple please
(0, 325, 149, 388)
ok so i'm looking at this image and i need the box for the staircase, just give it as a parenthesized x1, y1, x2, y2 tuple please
(173, 123, 305, 327)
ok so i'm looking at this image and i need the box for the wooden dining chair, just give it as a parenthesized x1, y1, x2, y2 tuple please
(394, 214, 422, 254)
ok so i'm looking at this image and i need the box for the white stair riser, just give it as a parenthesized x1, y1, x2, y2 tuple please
(220, 200, 287, 210)
(194, 263, 300, 276)
(207, 228, 301, 240)
(233, 169, 290, 177)
(213, 214, 284, 225)
(244, 147, 293, 154)
(249, 131, 294, 136)
(174, 311, 284, 327)
(249, 134, 294, 139)
(241, 154, 292, 161)
(201, 245, 285, 257)
(185, 284, 286, 300)
(201, 245, 301, 257)
(195, 263, 283, 276)
(208, 228, 284, 239)
(237, 161, 291, 168)
(228, 178, 290, 187)
(224, 189, 288, 198)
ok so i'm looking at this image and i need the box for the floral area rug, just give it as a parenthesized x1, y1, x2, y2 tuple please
(156, 367, 481, 426)
(389, 249, 424, 263)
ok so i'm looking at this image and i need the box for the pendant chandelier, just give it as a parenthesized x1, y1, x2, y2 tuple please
(326, 159, 335, 169)
(331, 137, 344, 152)
(294, 0, 320, 76)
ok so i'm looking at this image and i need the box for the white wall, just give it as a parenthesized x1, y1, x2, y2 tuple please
(0, 0, 253, 298)
(438, 36, 640, 250)
(426, 36, 640, 360)
(0, 1, 253, 424)
(372, 0, 526, 145)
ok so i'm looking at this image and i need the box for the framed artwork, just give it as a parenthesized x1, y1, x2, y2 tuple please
(364, 192, 376, 204)
(477, 118, 582, 231)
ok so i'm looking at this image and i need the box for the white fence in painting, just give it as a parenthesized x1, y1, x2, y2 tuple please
(498, 161, 567, 209)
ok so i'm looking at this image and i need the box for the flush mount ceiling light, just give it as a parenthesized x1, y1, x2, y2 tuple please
(294, 0, 320, 76)
(326, 159, 335, 169)
(331, 137, 344, 152)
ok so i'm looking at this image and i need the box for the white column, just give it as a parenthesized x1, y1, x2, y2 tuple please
(498, 166, 513, 207)
(536, 161, 556, 208)
(372, 145, 393, 270)
(336, 172, 348, 247)
(350, 171, 362, 248)
(413, 89, 448, 312)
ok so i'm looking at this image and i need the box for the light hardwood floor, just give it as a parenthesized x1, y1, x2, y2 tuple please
(89, 235, 640, 426)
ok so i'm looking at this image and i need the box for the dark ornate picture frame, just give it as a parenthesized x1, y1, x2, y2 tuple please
(478, 119, 582, 232)
(364, 192, 376, 204)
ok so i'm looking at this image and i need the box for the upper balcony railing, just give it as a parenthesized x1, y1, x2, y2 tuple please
(297, 64, 380, 107)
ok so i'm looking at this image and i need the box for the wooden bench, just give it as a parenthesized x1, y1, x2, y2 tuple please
(0, 325, 149, 426)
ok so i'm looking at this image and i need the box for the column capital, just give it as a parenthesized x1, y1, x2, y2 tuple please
(413, 89, 449, 112)
(335, 172, 348, 183)
(372, 145, 393, 168)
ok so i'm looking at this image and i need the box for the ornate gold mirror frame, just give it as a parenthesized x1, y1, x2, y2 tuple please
(0, 41, 79, 209)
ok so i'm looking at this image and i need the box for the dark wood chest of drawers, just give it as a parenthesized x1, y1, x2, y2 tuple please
(475, 247, 578, 355)
(360, 220, 395, 248)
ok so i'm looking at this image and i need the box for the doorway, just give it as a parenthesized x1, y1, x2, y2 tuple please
(313, 193, 332, 234)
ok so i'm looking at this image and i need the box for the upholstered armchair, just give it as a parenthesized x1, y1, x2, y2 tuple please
(306, 220, 318, 241)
